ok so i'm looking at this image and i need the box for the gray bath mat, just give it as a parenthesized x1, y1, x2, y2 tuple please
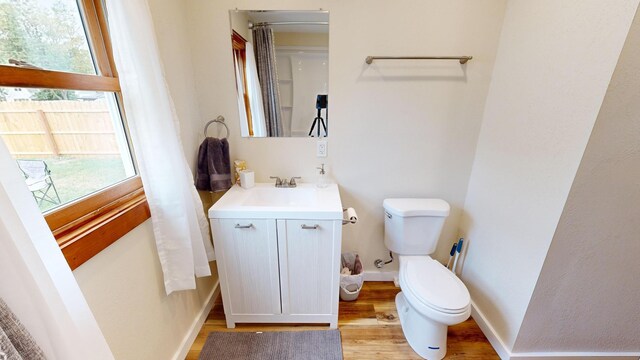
(198, 330, 343, 360)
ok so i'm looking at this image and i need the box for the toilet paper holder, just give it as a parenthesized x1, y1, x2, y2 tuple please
(342, 207, 358, 225)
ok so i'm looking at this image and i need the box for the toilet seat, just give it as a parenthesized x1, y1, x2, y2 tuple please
(400, 256, 470, 315)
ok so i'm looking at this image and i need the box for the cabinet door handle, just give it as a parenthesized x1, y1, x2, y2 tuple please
(235, 223, 254, 229)
(301, 224, 319, 230)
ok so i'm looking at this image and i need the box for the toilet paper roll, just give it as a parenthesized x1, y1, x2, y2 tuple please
(346, 207, 358, 223)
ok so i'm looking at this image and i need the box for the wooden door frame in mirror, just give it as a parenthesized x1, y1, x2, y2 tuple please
(232, 30, 254, 136)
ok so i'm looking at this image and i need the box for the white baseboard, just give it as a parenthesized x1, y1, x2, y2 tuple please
(470, 300, 512, 359)
(511, 353, 640, 360)
(471, 300, 640, 360)
(172, 279, 220, 360)
(362, 270, 397, 282)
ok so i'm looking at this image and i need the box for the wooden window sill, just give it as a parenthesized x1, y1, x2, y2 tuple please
(45, 177, 150, 270)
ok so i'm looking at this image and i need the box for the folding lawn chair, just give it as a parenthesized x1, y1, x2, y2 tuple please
(16, 159, 61, 206)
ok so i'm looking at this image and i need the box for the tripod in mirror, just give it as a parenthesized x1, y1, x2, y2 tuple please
(309, 94, 328, 137)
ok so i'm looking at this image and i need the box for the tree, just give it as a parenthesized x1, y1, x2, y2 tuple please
(31, 89, 77, 101)
(0, 2, 28, 67)
(0, 0, 95, 98)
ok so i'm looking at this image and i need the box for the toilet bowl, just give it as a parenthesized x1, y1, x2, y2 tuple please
(396, 255, 470, 359)
(383, 198, 471, 360)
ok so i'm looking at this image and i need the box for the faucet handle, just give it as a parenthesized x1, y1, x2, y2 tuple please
(289, 177, 302, 186)
(269, 176, 282, 186)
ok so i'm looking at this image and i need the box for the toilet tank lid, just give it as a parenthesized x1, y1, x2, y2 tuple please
(383, 198, 450, 217)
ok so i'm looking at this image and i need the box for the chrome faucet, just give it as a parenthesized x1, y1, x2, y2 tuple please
(270, 176, 283, 187)
(289, 177, 301, 187)
(270, 176, 301, 188)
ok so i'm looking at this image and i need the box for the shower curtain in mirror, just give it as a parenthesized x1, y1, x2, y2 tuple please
(252, 26, 284, 137)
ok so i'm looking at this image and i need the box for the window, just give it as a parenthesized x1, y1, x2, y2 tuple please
(0, 0, 149, 269)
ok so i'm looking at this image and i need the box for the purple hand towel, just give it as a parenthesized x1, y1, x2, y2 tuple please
(196, 137, 232, 192)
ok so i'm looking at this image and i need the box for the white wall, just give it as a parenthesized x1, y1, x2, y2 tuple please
(59, 1, 640, 358)
(73, 1, 219, 359)
(74, 221, 217, 360)
(459, 0, 639, 351)
(185, 0, 507, 270)
(146, 0, 205, 172)
(230, 10, 251, 42)
(513, 7, 640, 352)
(274, 32, 329, 47)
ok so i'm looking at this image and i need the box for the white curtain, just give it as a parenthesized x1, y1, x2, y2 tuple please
(234, 52, 250, 137)
(106, 0, 214, 294)
(0, 141, 113, 359)
(245, 43, 267, 137)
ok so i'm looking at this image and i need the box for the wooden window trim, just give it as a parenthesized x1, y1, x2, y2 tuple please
(46, 177, 150, 269)
(232, 30, 248, 51)
(79, 0, 117, 78)
(0, 0, 150, 269)
(0, 66, 120, 92)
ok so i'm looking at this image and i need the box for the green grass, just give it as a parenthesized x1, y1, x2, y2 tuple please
(18, 156, 129, 213)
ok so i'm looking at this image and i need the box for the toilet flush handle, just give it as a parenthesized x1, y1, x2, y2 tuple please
(385, 211, 392, 219)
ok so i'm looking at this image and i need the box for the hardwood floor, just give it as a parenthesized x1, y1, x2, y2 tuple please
(186, 282, 498, 359)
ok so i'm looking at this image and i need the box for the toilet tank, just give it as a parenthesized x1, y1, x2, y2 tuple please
(383, 198, 450, 255)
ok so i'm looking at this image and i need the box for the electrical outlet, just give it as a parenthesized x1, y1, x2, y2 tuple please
(317, 140, 328, 157)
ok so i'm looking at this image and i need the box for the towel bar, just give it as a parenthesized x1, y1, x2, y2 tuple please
(365, 56, 473, 65)
(204, 115, 229, 138)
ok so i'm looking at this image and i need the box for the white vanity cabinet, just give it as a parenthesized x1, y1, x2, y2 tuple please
(208, 183, 344, 328)
(277, 220, 340, 317)
(213, 219, 282, 317)
(211, 217, 342, 328)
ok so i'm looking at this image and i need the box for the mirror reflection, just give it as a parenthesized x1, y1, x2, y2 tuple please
(229, 10, 329, 137)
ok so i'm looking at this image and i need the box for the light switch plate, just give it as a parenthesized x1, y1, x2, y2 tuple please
(317, 140, 328, 157)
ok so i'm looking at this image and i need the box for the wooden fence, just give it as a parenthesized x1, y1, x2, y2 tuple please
(0, 100, 120, 157)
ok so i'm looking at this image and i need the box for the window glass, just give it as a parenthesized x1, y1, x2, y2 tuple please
(0, 0, 96, 75)
(0, 87, 135, 212)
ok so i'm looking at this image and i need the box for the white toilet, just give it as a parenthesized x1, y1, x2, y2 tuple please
(383, 198, 471, 360)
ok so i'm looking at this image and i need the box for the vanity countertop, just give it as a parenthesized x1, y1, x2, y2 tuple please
(208, 183, 343, 220)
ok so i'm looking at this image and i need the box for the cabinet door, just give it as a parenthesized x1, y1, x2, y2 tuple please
(215, 219, 281, 315)
(278, 220, 339, 315)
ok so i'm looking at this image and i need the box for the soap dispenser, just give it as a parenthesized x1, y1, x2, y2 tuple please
(317, 163, 329, 188)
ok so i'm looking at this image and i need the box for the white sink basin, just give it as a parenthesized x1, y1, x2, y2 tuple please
(208, 183, 343, 220)
(241, 186, 316, 207)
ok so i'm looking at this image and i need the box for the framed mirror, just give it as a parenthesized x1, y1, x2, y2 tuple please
(229, 10, 329, 138)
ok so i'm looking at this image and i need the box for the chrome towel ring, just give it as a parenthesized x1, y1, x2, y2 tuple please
(204, 115, 229, 138)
